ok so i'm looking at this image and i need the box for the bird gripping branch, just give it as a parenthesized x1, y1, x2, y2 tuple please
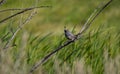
(64, 26, 76, 41)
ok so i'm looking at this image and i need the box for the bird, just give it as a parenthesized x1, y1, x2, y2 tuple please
(64, 26, 76, 40)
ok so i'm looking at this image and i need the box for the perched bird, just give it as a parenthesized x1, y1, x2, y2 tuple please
(64, 26, 76, 40)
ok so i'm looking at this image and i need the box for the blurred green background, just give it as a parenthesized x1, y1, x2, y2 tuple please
(0, 0, 120, 35)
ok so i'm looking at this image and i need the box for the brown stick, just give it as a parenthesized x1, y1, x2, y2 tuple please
(30, 0, 113, 73)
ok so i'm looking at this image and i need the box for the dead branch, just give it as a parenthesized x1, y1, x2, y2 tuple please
(0, 6, 51, 12)
(76, 0, 113, 37)
(0, 6, 51, 24)
(0, 8, 26, 12)
(30, 0, 113, 73)
(3, 10, 37, 50)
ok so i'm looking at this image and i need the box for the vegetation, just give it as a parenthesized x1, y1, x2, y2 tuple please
(0, 0, 120, 74)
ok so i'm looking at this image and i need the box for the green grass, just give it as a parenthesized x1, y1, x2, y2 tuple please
(0, 0, 120, 74)
(0, 24, 120, 74)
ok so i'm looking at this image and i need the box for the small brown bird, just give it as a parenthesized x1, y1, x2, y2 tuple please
(64, 26, 76, 40)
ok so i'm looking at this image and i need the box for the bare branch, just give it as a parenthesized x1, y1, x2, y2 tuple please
(0, 6, 51, 12)
(0, 8, 25, 12)
(30, 0, 113, 73)
(3, 10, 37, 50)
(76, 0, 113, 37)
(30, 40, 73, 73)
(0, 6, 51, 24)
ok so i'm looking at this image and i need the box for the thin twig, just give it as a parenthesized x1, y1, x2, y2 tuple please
(0, 6, 51, 12)
(76, 0, 112, 37)
(30, 40, 74, 73)
(0, 6, 51, 24)
(0, 8, 27, 12)
(3, 10, 37, 50)
(30, 0, 112, 73)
